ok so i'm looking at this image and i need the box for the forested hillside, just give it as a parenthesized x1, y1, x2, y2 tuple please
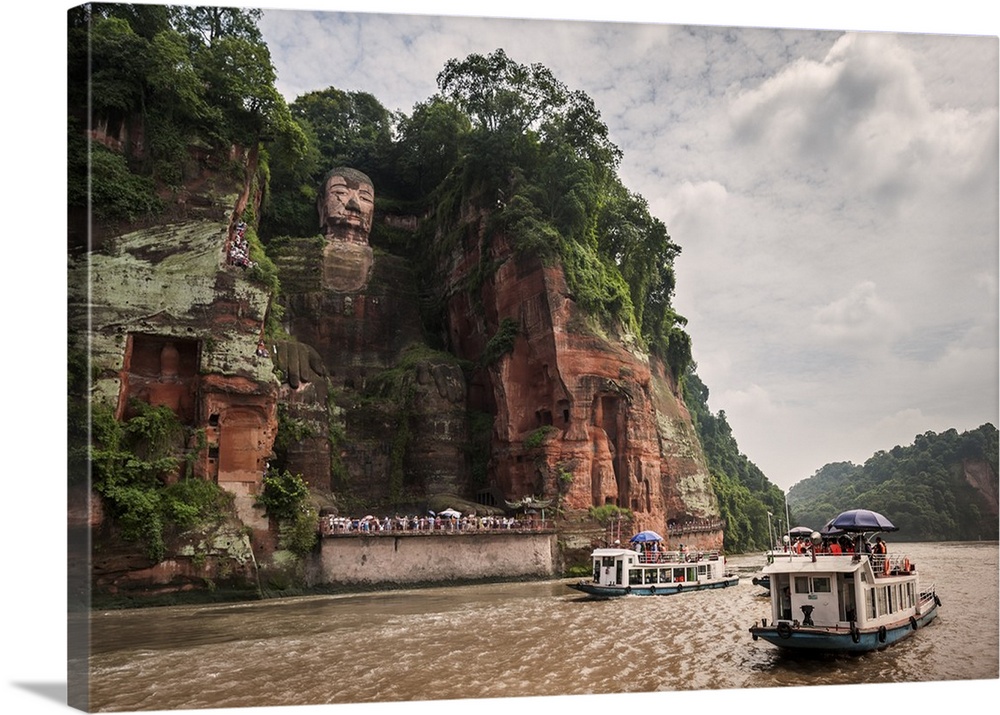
(682, 370, 787, 553)
(786, 424, 999, 541)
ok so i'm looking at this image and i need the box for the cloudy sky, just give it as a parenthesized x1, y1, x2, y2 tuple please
(253, 1, 999, 492)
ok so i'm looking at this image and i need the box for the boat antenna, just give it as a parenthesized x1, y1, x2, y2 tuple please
(784, 491, 792, 551)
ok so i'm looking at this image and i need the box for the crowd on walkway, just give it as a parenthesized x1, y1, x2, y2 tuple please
(320, 512, 542, 536)
(227, 220, 256, 269)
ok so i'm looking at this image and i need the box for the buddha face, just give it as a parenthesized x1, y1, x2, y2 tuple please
(320, 173, 374, 237)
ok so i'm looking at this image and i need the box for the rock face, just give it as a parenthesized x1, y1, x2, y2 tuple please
(74, 158, 726, 598)
(271, 168, 470, 502)
(69, 217, 279, 545)
(436, 223, 722, 548)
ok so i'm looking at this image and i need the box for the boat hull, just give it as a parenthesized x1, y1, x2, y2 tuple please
(748, 602, 939, 653)
(569, 575, 739, 597)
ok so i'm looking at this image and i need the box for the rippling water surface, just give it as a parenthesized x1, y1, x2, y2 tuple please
(87, 541, 998, 712)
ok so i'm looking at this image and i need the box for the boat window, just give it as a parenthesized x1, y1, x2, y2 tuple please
(644, 569, 657, 584)
(629, 569, 642, 585)
(659, 569, 671, 582)
(877, 587, 888, 616)
(794, 576, 810, 594)
(602, 556, 615, 568)
(812, 577, 831, 593)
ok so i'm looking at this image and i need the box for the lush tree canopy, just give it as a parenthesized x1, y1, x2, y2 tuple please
(787, 424, 999, 541)
(682, 369, 787, 553)
(68, 4, 303, 220)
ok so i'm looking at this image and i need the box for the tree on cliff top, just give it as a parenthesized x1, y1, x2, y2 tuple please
(68, 5, 306, 223)
(434, 49, 690, 377)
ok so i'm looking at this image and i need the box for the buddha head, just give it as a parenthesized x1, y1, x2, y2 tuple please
(318, 167, 374, 244)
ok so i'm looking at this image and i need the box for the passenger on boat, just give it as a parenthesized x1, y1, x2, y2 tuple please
(872, 536, 887, 556)
(829, 540, 842, 555)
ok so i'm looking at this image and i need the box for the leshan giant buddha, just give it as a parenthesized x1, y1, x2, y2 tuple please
(318, 167, 375, 291)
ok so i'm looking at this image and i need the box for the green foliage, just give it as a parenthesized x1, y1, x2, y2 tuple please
(161, 478, 234, 527)
(90, 402, 229, 560)
(524, 425, 558, 450)
(278, 503, 320, 557)
(711, 472, 773, 554)
(271, 403, 317, 474)
(588, 504, 633, 525)
(69, 6, 304, 225)
(682, 368, 786, 553)
(256, 464, 319, 556)
(88, 145, 164, 221)
(256, 469, 310, 523)
(482, 318, 520, 365)
(787, 424, 999, 541)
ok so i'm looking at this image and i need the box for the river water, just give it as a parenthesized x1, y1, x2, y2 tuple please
(87, 541, 999, 713)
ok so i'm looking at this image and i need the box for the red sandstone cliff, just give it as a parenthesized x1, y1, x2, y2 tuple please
(436, 216, 722, 549)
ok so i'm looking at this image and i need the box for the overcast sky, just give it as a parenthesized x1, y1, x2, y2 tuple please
(254, 1, 999, 492)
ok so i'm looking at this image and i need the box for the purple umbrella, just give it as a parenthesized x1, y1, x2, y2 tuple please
(819, 518, 846, 537)
(829, 509, 898, 533)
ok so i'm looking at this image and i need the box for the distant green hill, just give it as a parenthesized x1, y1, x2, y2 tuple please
(786, 424, 998, 541)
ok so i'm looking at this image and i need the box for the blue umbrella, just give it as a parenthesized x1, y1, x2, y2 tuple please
(629, 530, 664, 543)
(829, 509, 898, 533)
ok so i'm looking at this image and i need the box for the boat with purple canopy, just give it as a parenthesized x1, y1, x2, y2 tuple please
(748, 509, 941, 652)
(569, 530, 739, 597)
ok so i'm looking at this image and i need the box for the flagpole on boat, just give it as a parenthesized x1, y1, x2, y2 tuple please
(784, 492, 792, 553)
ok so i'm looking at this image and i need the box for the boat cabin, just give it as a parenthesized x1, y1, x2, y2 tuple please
(589, 547, 724, 588)
(763, 552, 921, 628)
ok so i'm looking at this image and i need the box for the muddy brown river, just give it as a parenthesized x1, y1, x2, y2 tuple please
(83, 541, 998, 712)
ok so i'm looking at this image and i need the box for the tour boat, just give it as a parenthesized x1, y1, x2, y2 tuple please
(569, 534, 739, 597)
(748, 509, 941, 653)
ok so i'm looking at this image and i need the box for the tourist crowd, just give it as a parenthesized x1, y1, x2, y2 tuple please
(320, 513, 541, 536)
(227, 220, 256, 269)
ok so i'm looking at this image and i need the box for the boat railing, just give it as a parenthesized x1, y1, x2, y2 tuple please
(872, 553, 916, 577)
(636, 550, 721, 564)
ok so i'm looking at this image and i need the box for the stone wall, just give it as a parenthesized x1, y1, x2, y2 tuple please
(317, 532, 558, 586)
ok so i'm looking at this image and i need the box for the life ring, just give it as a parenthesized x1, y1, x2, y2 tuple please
(878, 625, 887, 643)
(649, 585, 656, 594)
(904, 558, 910, 572)
(910, 616, 918, 630)
(883, 558, 891, 575)
(625, 586, 632, 595)
(934, 594, 942, 607)
(850, 622, 860, 643)
(777, 622, 793, 639)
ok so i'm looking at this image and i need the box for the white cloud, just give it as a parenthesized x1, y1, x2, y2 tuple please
(811, 281, 902, 345)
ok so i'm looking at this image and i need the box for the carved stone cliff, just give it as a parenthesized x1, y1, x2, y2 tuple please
(433, 214, 722, 549)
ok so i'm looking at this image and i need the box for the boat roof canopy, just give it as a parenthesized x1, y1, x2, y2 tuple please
(762, 556, 865, 576)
